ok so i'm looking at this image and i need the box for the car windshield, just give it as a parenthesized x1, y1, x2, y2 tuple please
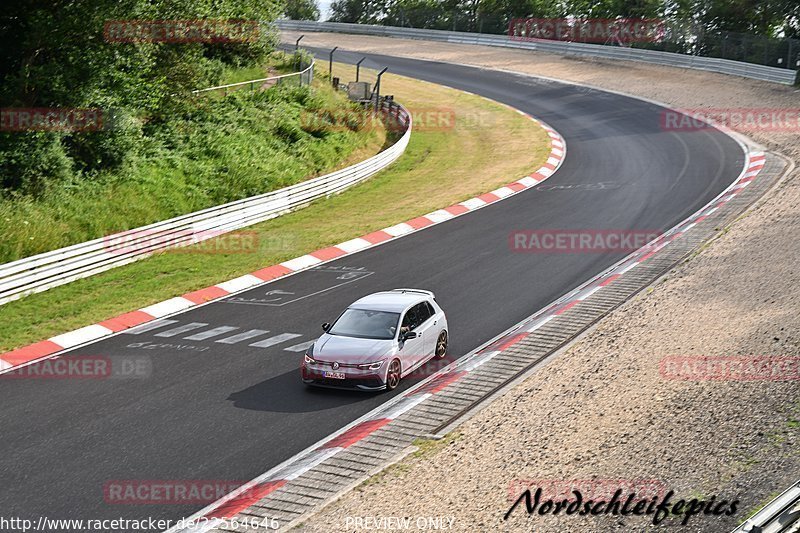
(327, 308, 400, 340)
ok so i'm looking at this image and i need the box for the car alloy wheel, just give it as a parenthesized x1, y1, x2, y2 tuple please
(386, 359, 401, 391)
(435, 331, 448, 359)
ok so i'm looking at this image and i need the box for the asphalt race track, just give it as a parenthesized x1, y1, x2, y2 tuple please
(0, 47, 745, 526)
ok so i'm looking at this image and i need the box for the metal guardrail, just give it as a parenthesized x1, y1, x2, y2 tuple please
(276, 20, 798, 85)
(192, 61, 315, 95)
(0, 97, 411, 306)
(733, 480, 800, 533)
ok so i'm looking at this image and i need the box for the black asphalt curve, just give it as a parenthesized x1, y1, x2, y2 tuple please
(0, 47, 744, 528)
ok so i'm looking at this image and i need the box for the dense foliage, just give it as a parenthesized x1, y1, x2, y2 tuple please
(286, 0, 321, 20)
(0, 0, 282, 196)
(329, 0, 800, 40)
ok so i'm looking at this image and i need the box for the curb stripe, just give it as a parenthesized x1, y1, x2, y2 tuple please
(182, 286, 230, 305)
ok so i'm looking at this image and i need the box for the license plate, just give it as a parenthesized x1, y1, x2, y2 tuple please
(323, 371, 346, 380)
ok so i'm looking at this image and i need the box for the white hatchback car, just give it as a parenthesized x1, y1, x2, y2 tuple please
(301, 289, 449, 391)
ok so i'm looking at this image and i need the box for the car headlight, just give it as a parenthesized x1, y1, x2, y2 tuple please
(304, 353, 316, 365)
(357, 360, 385, 371)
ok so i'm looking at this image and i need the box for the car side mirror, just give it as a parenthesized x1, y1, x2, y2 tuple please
(402, 331, 417, 341)
(322, 322, 331, 332)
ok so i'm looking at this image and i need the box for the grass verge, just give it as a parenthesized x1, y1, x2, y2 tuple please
(0, 66, 551, 353)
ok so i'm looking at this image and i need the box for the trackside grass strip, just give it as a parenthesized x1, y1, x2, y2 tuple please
(0, 67, 550, 352)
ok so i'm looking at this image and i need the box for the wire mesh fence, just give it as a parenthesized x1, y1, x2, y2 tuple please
(192, 54, 315, 96)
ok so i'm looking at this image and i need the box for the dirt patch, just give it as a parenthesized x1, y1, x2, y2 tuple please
(283, 31, 800, 533)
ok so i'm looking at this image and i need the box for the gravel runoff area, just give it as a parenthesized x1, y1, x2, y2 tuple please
(282, 32, 800, 533)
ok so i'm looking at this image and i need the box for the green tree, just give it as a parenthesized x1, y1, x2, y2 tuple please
(0, 0, 282, 195)
(285, 0, 321, 20)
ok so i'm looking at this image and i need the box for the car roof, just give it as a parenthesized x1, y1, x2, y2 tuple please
(349, 290, 431, 313)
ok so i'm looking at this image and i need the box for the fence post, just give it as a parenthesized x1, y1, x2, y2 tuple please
(329, 46, 338, 85)
(356, 57, 365, 82)
(295, 35, 305, 71)
(374, 67, 388, 111)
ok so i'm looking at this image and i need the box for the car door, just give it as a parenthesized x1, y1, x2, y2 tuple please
(412, 301, 437, 364)
(399, 304, 425, 372)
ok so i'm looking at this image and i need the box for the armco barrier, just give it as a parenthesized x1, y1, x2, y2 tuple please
(0, 98, 411, 306)
(276, 20, 798, 85)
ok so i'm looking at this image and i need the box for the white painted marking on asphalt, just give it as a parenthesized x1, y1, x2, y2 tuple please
(284, 340, 316, 352)
(216, 274, 263, 294)
(546, 156, 560, 166)
(704, 207, 718, 216)
(464, 351, 499, 371)
(140, 297, 194, 318)
(281, 254, 321, 271)
(154, 322, 209, 338)
(383, 222, 414, 237)
(518, 176, 538, 187)
(250, 333, 302, 348)
(527, 315, 554, 332)
(617, 262, 638, 274)
(273, 447, 341, 481)
(552, 139, 564, 148)
(336, 238, 371, 253)
(0, 359, 11, 371)
(424, 209, 455, 224)
(183, 326, 239, 341)
(216, 329, 270, 344)
(682, 222, 697, 232)
(382, 393, 432, 419)
(460, 198, 486, 210)
(122, 319, 179, 335)
(49, 324, 114, 348)
(539, 167, 554, 177)
(552, 147, 564, 157)
(577, 286, 601, 301)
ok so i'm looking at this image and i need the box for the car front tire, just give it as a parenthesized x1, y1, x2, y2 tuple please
(385, 358, 402, 391)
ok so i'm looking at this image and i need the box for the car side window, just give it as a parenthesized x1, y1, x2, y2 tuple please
(415, 302, 432, 327)
(425, 301, 436, 318)
(401, 307, 418, 332)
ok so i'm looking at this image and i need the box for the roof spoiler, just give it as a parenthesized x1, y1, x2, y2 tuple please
(392, 288, 435, 299)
